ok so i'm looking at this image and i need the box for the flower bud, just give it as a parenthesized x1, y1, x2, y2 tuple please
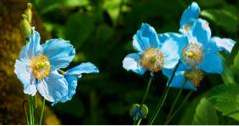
(20, 14, 32, 38)
(24, 3, 32, 23)
(130, 104, 148, 121)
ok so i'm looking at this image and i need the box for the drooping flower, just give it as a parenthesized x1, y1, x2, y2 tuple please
(57, 62, 99, 103)
(15, 28, 75, 102)
(162, 19, 236, 91)
(122, 23, 180, 75)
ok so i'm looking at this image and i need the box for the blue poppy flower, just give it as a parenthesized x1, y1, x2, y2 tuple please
(58, 62, 99, 103)
(122, 23, 180, 75)
(162, 18, 235, 90)
(14, 28, 75, 103)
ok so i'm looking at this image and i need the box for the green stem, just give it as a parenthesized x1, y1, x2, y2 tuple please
(149, 61, 181, 125)
(135, 73, 154, 125)
(141, 73, 154, 105)
(28, 96, 32, 125)
(165, 80, 186, 122)
(28, 96, 36, 125)
(39, 99, 45, 125)
(137, 119, 142, 125)
(165, 91, 193, 124)
(24, 100, 29, 124)
(32, 96, 35, 124)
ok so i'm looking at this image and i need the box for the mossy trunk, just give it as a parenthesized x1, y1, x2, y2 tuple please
(0, 0, 58, 124)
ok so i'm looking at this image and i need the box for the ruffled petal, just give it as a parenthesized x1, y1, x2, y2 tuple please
(58, 62, 99, 103)
(199, 52, 223, 74)
(43, 39, 75, 70)
(37, 71, 68, 103)
(211, 37, 236, 53)
(161, 39, 180, 69)
(158, 32, 188, 56)
(14, 60, 37, 96)
(19, 28, 42, 60)
(180, 2, 200, 27)
(122, 53, 146, 75)
(133, 23, 160, 52)
(59, 75, 78, 103)
(191, 19, 211, 45)
(66, 62, 99, 76)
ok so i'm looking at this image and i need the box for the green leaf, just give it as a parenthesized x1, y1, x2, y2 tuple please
(179, 97, 200, 124)
(201, 6, 239, 33)
(65, 13, 95, 49)
(197, 0, 225, 7)
(233, 51, 239, 70)
(32, 0, 90, 14)
(192, 97, 218, 124)
(103, 0, 122, 24)
(208, 84, 239, 121)
(222, 65, 237, 85)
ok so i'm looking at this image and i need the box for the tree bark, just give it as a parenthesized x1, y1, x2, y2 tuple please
(0, 0, 58, 124)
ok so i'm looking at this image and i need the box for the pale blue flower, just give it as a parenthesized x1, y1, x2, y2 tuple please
(122, 23, 180, 75)
(162, 19, 235, 91)
(160, 2, 236, 91)
(15, 28, 75, 103)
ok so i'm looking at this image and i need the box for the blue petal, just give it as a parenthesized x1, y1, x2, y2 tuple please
(133, 23, 160, 52)
(158, 32, 188, 57)
(191, 19, 211, 45)
(211, 37, 236, 53)
(37, 71, 68, 103)
(14, 60, 37, 96)
(161, 39, 180, 69)
(162, 63, 188, 78)
(122, 53, 146, 75)
(60, 75, 78, 103)
(58, 62, 99, 103)
(43, 39, 75, 70)
(66, 62, 99, 76)
(162, 64, 196, 91)
(170, 75, 196, 91)
(169, 71, 196, 90)
(20, 28, 42, 60)
(199, 52, 223, 74)
(180, 2, 200, 27)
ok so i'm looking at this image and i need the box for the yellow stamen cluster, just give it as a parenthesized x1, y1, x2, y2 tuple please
(30, 55, 51, 80)
(184, 69, 203, 87)
(140, 48, 164, 72)
(183, 42, 203, 66)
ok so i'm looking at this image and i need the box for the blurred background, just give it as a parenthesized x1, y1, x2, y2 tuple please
(0, 0, 239, 124)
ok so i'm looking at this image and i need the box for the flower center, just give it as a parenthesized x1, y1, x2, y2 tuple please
(184, 69, 203, 87)
(30, 55, 51, 80)
(183, 42, 203, 66)
(140, 48, 164, 72)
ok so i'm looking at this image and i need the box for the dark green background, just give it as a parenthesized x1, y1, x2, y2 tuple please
(30, 0, 239, 124)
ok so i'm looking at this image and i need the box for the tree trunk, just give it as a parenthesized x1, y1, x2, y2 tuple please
(0, 0, 58, 124)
